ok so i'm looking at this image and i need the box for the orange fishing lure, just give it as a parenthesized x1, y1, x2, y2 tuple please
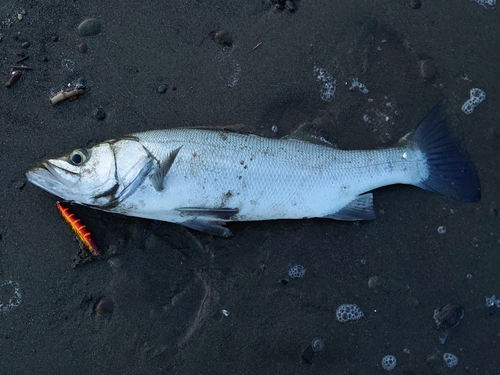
(56, 201, 100, 256)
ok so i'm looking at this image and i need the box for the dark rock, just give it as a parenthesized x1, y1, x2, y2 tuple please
(78, 18, 102, 37)
(419, 60, 437, 81)
(410, 0, 421, 9)
(157, 84, 168, 93)
(94, 297, 114, 316)
(93, 107, 106, 121)
(213, 30, 232, 46)
(78, 42, 88, 53)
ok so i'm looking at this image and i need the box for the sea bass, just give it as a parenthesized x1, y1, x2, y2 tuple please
(26, 106, 480, 237)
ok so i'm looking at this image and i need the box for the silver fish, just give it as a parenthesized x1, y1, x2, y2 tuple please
(26, 106, 480, 237)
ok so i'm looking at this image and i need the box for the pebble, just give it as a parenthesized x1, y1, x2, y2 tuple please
(213, 30, 232, 46)
(368, 275, 383, 291)
(419, 60, 436, 81)
(94, 296, 114, 316)
(78, 18, 102, 37)
(410, 0, 422, 9)
(78, 42, 88, 53)
(21, 41, 30, 48)
(300, 337, 324, 364)
(157, 84, 168, 93)
(437, 225, 446, 234)
(93, 106, 106, 121)
(285, 0, 296, 11)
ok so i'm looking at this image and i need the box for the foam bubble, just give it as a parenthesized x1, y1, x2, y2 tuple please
(336, 304, 364, 322)
(443, 352, 458, 368)
(381, 355, 397, 371)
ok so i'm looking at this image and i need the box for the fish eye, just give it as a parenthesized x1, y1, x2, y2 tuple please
(69, 149, 89, 166)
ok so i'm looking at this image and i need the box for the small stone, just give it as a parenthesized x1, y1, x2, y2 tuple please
(21, 41, 30, 48)
(93, 107, 106, 121)
(419, 60, 436, 81)
(78, 18, 102, 37)
(368, 275, 383, 291)
(285, 0, 296, 11)
(94, 297, 114, 316)
(410, 0, 421, 9)
(157, 84, 168, 93)
(213, 30, 232, 46)
(78, 42, 88, 53)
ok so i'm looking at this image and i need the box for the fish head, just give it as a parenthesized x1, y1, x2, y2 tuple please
(26, 138, 154, 207)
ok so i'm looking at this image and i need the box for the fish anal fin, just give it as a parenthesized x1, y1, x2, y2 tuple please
(181, 219, 233, 237)
(151, 146, 182, 191)
(176, 207, 239, 220)
(325, 193, 376, 221)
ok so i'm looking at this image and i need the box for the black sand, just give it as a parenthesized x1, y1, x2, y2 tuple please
(1, 1, 499, 373)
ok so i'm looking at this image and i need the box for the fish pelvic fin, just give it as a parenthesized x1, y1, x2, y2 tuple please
(407, 105, 481, 202)
(176, 207, 239, 237)
(181, 219, 233, 237)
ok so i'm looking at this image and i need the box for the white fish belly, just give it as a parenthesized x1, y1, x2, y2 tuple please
(123, 129, 427, 222)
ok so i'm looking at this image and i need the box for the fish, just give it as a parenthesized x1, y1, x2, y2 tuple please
(26, 105, 480, 237)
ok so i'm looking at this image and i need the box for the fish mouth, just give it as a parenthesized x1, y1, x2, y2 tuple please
(26, 161, 77, 193)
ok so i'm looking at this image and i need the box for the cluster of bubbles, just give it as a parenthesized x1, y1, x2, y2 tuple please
(288, 264, 306, 279)
(350, 78, 369, 94)
(381, 355, 397, 371)
(335, 304, 364, 322)
(485, 295, 500, 308)
(472, 0, 496, 8)
(314, 66, 336, 102)
(443, 353, 459, 368)
(0, 280, 22, 313)
(437, 225, 447, 234)
(461, 88, 485, 115)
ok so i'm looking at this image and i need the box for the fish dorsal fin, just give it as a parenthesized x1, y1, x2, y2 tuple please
(151, 146, 182, 191)
(284, 111, 338, 147)
(191, 123, 260, 135)
(325, 193, 376, 221)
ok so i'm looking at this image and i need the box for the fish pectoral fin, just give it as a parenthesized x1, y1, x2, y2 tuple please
(181, 219, 233, 237)
(325, 193, 376, 221)
(151, 146, 182, 191)
(176, 207, 239, 220)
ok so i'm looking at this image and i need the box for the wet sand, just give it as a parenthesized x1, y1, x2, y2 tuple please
(1, 0, 499, 373)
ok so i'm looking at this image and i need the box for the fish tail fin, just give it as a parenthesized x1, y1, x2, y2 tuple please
(408, 105, 481, 202)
